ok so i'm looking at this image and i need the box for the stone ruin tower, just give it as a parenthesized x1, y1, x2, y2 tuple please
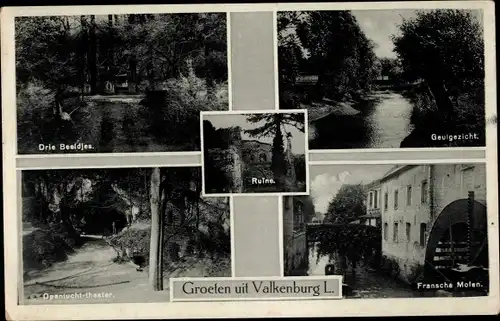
(227, 126, 244, 193)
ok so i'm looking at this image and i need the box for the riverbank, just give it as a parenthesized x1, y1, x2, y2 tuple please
(399, 85, 485, 148)
(308, 90, 414, 149)
(305, 98, 362, 123)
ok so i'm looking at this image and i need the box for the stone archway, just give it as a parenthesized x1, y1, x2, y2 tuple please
(424, 198, 487, 280)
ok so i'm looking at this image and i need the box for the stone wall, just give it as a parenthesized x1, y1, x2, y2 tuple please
(241, 140, 272, 165)
(379, 164, 487, 283)
(283, 196, 314, 276)
(208, 146, 244, 193)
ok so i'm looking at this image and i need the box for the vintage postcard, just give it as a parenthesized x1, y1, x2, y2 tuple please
(2, 1, 498, 320)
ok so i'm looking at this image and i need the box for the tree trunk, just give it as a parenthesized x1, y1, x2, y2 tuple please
(426, 78, 455, 122)
(148, 167, 163, 291)
(107, 15, 115, 83)
(89, 15, 98, 94)
(271, 115, 287, 190)
(196, 198, 201, 258)
(204, 42, 215, 95)
(79, 16, 88, 96)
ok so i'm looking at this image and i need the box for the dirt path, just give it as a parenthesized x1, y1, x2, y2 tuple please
(23, 236, 171, 304)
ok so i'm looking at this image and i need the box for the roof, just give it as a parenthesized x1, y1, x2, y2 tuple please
(364, 179, 382, 190)
(242, 139, 272, 147)
(358, 213, 381, 219)
(380, 165, 417, 182)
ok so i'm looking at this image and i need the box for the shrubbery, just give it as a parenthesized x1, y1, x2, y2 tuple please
(146, 61, 228, 150)
(403, 84, 486, 147)
(17, 82, 56, 149)
(23, 223, 82, 274)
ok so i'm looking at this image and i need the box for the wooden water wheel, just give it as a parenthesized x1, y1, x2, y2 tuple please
(424, 195, 488, 284)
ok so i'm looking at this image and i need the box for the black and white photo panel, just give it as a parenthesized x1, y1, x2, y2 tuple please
(283, 163, 489, 298)
(201, 110, 309, 196)
(19, 166, 231, 304)
(277, 9, 486, 149)
(16, 13, 228, 154)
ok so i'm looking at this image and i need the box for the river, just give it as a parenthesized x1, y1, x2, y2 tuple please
(306, 242, 418, 298)
(310, 90, 415, 149)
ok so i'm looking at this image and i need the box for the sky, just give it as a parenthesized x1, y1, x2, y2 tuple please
(352, 10, 418, 59)
(352, 9, 483, 59)
(310, 164, 394, 214)
(205, 113, 306, 155)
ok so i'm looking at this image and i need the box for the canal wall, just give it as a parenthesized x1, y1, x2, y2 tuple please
(379, 164, 487, 283)
(285, 231, 307, 276)
(283, 196, 311, 276)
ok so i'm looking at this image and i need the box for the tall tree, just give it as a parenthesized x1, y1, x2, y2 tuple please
(244, 113, 305, 189)
(392, 9, 484, 117)
(278, 11, 378, 102)
(88, 15, 98, 94)
(325, 184, 366, 224)
(148, 167, 163, 291)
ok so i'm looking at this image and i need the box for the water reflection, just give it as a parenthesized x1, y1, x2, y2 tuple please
(305, 241, 418, 298)
(310, 90, 414, 149)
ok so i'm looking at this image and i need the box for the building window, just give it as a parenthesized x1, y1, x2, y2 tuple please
(421, 180, 428, 204)
(393, 222, 399, 242)
(407, 185, 412, 206)
(384, 193, 388, 211)
(374, 191, 378, 209)
(384, 222, 389, 241)
(420, 223, 427, 246)
(406, 222, 411, 242)
(394, 190, 399, 210)
(369, 192, 373, 208)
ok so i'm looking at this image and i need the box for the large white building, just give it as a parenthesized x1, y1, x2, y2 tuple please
(365, 164, 488, 283)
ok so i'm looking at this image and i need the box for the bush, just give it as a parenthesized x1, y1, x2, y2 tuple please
(404, 84, 486, 147)
(146, 60, 228, 150)
(17, 81, 56, 150)
(23, 223, 82, 273)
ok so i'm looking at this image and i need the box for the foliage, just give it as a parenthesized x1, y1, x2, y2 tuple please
(324, 184, 366, 224)
(244, 113, 305, 189)
(15, 14, 228, 153)
(392, 9, 484, 94)
(393, 9, 485, 143)
(277, 12, 306, 91)
(16, 14, 227, 91)
(17, 81, 57, 148)
(378, 57, 404, 83)
(315, 224, 381, 267)
(244, 113, 306, 138)
(23, 223, 83, 273)
(15, 16, 80, 90)
(278, 11, 379, 104)
(21, 167, 231, 280)
(108, 197, 231, 266)
(145, 61, 228, 149)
